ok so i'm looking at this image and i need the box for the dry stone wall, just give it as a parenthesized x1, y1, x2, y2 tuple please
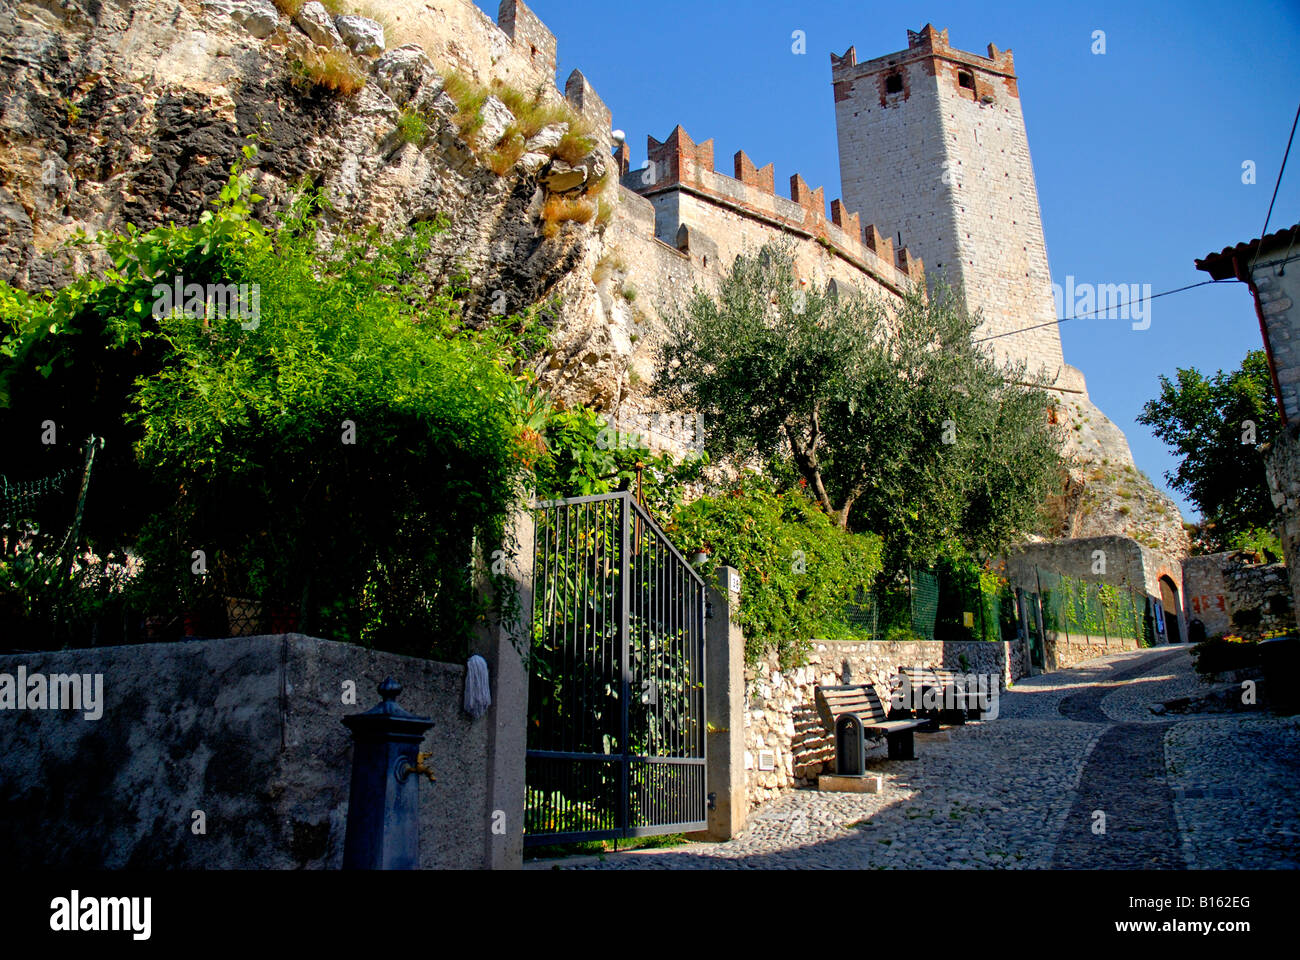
(1044, 631, 1140, 671)
(1182, 552, 1296, 640)
(743, 639, 1024, 807)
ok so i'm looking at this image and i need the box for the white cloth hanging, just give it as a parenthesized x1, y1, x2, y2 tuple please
(464, 654, 491, 719)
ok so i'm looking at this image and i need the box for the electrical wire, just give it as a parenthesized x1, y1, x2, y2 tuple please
(981, 101, 1298, 343)
(973, 279, 1239, 343)
(1260, 99, 1300, 244)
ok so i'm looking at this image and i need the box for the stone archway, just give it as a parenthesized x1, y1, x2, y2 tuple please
(1159, 575, 1182, 643)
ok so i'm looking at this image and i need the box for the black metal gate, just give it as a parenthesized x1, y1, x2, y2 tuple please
(524, 492, 707, 846)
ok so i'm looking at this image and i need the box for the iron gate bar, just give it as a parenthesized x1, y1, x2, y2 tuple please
(525, 492, 707, 846)
(619, 492, 631, 836)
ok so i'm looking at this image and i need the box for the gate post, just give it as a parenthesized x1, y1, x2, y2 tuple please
(341, 677, 436, 870)
(688, 564, 746, 842)
(472, 505, 534, 870)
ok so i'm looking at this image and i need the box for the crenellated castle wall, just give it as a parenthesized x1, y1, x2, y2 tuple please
(832, 25, 1066, 385)
(616, 125, 923, 299)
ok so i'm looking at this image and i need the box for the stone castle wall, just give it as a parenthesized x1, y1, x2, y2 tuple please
(832, 26, 1064, 383)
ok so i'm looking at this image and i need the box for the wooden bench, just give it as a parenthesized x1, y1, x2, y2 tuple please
(896, 666, 979, 726)
(814, 684, 928, 762)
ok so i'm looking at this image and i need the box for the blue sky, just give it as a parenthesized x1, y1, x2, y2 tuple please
(482, 0, 1300, 519)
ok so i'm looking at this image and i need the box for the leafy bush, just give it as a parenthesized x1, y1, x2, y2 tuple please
(1, 147, 541, 658)
(532, 406, 704, 520)
(1226, 525, 1284, 563)
(0, 520, 137, 648)
(1139, 351, 1279, 551)
(669, 474, 884, 666)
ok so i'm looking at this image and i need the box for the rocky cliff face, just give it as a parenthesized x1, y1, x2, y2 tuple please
(1049, 388, 1190, 557)
(0, 0, 635, 410)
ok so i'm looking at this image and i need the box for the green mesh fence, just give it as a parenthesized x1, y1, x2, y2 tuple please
(843, 587, 879, 638)
(910, 568, 940, 640)
(1033, 566, 1150, 643)
(0, 468, 78, 527)
(852, 567, 1021, 643)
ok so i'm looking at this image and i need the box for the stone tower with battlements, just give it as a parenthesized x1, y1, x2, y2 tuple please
(831, 25, 1067, 387)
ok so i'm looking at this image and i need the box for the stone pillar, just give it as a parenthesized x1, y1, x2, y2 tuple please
(688, 565, 746, 842)
(471, 506, 534, 870)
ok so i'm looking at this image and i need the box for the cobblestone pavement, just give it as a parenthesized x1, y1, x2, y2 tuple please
(552, 646, 1300, 870)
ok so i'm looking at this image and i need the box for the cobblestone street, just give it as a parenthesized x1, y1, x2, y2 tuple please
(550, 647, 1300, 870)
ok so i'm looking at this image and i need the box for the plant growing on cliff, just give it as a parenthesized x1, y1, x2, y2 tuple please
(437, 71, 608, 203)
(290, 47, 368, 97)
(395, 106, 433, 146)
(443, 71, 491, 142)
(540, 195, 596, 238)
(1138, 350, 1280, 555)
(656, 242, 1065, 569)
(669, 474, 884, 666)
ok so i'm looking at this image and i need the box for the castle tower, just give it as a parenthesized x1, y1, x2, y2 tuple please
(831, 25, 1065, 385)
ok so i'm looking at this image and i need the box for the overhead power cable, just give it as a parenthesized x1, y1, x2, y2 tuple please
(973, 279, 1238, 343)
(1260, 98, 1300, 243)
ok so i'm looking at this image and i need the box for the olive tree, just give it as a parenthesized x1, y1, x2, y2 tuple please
(655, 242, 1065, 567)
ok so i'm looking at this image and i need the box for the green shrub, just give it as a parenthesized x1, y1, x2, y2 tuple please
(1, 147, 542, 658)
(669, 474, 884, 667)
(395, 107, 433, 146)
(532, 406, 704, 520)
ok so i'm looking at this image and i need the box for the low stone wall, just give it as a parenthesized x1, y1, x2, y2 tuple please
(1183, 551, 1296, 640)
(0, 634, 494, 869)
(1044, 631, 1140, 670)
(742, 639, 1023, 807)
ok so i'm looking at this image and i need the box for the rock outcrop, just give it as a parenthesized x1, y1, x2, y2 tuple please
(0, 0, 629, 412)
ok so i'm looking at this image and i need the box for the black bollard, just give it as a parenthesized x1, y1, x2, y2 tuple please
(341, 677, 436, 870)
